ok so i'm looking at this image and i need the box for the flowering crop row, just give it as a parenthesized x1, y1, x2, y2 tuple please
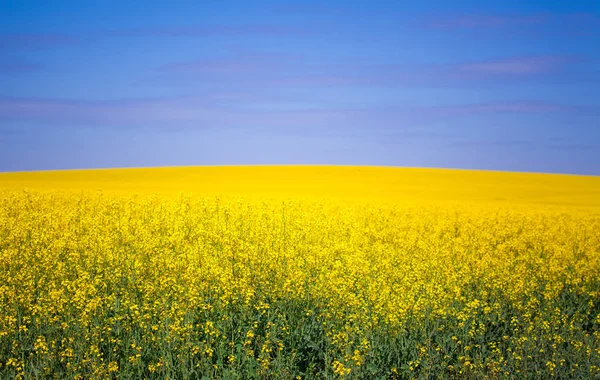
(1, 189, 599, 378)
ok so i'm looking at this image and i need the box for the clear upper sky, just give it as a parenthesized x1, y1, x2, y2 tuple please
(1, 0, 599, 174)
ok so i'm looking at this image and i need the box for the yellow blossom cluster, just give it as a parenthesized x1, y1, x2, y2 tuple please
(0, 166, 599, 378)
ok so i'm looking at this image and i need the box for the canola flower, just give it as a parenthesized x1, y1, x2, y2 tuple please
(1, 166, 600, 379)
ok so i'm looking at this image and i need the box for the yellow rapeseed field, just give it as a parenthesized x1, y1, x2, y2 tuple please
(1, 166, 599, 379)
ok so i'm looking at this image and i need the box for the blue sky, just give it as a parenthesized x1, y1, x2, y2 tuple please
(1, 0, 599, 174)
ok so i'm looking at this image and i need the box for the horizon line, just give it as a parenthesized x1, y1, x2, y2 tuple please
(1, 164, 598, 178)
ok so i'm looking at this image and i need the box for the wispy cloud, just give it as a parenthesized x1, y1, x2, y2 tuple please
(456, 56, 569, 75)
(0, 24, 315, 52)
(420, 12, 600, 38)
(424, 13, 549, 29)
(0, 60, 43, 74)
(0, 96, 348, 129)
(155, 53, 300, 75)
(0, 97, 204, 127)
(450, 139, 532, 148)
(549, 143, 600, 151)
(385, 102, 575, 126)
(0, 33, 77, 49)
(143, 53, 574, 90)
(0, 96, 581, 131)
(113, 24, 313, 38)
(439, 102, 572, 114)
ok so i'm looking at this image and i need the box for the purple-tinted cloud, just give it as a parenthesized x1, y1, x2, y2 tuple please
(0, 96, 255, 129)
(439, 102, 572, 114)
(0, 96, 349, 129)
(456, 56, 568, 75)
(424, 13, 549, 29)
(113, 24, 314, 38)
(144, 53, 574, 90)
(0, 96, 580, 131)
(421, 12, 599, 30)
(450, 139, 532, 148)
(155, 53, 301, 75)
(379, 102, 575, 127)
(0, 33, 77, 49)
(549, 143, 600, 151)
(0, 60, 43, 74)
(418, 11, 600, 41)
(271, 4, 350, 14)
